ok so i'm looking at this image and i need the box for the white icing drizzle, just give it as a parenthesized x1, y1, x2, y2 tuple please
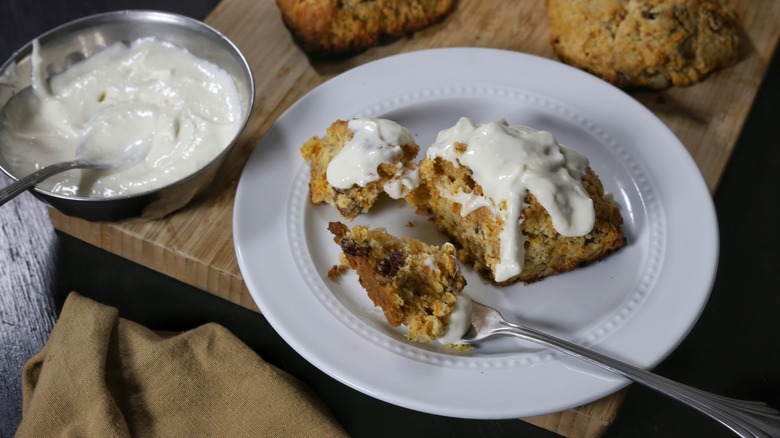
(383, 162, 420, 200)
(326, 118, 418, 198)
(438, 294, 473, 345)
(427, 117, 595, 282)
(422, 254, 438, 271)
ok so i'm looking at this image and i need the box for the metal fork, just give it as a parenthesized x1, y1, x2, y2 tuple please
(461, 300, 780, 438)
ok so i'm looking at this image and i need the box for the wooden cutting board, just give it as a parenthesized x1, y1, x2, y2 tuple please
(49, 0, 780, 436)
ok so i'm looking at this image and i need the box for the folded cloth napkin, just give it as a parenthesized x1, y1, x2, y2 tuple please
(17, 292, 347, 437)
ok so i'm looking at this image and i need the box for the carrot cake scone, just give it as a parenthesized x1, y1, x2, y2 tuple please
(328, 221, 471, 344)
(276, 0, 456, 56)
(407, 117, 626, 286)
(547, 0, 740, 89)
(300, 118, 420, 219)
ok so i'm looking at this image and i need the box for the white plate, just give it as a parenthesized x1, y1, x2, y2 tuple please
(233, 48, 718, 419)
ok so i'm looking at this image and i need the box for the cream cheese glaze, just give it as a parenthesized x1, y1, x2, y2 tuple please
(0, 37, 243, 198)
(438, 294, 473, 345)
(427, 117, 595, 282)
(422, 242, 472, 345)
(326, 118, 419, 199)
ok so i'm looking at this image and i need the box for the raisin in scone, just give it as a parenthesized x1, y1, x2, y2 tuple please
(328, 221, 471, 344)
(407, 117, 626, 286)
(547, 0, 740, 89)
(276, 0, 455, 56)
(300, 118, 419, 219)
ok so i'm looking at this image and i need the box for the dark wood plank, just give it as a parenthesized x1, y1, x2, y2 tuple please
(0, 194, 56, 436)
(0, 2, 219, 437)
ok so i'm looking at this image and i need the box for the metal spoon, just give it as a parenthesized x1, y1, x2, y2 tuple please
(0, 105, 153, 206)
(462, 300, 780, 438)
(1, 159, 116, 206)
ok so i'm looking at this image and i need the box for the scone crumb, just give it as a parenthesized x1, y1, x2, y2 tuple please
(327, 264, 350, 281)
(445, 343, 473, 352)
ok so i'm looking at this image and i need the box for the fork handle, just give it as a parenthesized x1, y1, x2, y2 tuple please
(497, 322, 780, 438)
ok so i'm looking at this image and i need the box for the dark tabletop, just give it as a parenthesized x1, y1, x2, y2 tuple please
(1, 1, 779, 437)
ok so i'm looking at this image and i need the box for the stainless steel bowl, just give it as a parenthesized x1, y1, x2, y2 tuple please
(0, 10, 254, 221)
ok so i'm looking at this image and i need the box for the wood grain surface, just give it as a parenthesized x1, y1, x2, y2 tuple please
(46, 1, 780, 436)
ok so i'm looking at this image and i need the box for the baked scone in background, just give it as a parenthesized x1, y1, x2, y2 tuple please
(276, 0, 455, 56)
(547, 0, 741, 89)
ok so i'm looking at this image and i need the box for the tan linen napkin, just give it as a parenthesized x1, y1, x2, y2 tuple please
(17, 292, 347, 438)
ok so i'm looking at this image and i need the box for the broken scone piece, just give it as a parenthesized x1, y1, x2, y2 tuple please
(301, 118, 420, 219)
(276, 0, 456, 56)
(328, 221, 472, 345)
(408, 117, 626, 286)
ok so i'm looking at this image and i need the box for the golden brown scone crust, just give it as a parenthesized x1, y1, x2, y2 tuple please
(276, 0, 455, 56)
(547, 0, 740, 89)
(300, 119, 419, 219)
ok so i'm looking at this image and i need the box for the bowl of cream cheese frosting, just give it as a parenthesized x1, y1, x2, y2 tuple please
(0, 10, 254, 221)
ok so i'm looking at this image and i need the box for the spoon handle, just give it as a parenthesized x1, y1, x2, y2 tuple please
(0, 160, 90, 206)
(498, 322, 780, 438)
